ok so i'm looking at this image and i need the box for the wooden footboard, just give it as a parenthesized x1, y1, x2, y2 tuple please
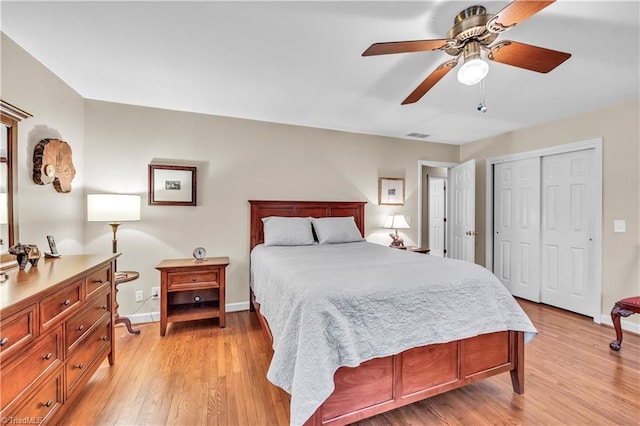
(250, 290, 524, 426)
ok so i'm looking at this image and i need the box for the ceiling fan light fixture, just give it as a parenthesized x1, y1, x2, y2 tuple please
(457, 57, 489, 85)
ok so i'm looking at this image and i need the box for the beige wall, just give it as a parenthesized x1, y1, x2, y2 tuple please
(1, 33, 86, 254)
(83, 101, 459, 316)
(460, 99, 640, 320)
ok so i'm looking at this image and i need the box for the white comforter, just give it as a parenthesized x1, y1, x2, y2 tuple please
(250, 241, 537, 425)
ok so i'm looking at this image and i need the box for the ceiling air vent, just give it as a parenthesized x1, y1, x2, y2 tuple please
(406, 132, 430, 138)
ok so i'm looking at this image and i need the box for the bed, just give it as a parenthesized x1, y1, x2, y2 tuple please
(248, 200, 537, 426)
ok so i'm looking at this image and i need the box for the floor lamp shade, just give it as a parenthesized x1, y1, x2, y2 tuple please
(87, 194, 141, 223)
(87, 194, 141, 265)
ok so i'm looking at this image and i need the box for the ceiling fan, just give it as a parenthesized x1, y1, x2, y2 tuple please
(363, 0, 571, 105)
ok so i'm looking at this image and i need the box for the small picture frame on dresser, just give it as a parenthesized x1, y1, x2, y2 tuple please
(149, 164, 197, 206)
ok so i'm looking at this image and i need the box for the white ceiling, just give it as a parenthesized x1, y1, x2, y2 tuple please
(2, 1, 639, 144)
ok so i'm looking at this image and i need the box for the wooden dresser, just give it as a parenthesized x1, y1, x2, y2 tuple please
(0, 254, 118, 424)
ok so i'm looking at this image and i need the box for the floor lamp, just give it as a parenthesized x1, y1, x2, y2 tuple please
(87, 193, 141, 271)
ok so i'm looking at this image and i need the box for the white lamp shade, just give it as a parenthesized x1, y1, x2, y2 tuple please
(0, 192, 7, 225)
(457, 57, 489, 85)
(87, 194, 141, 222)
(383, 214, 410, 229)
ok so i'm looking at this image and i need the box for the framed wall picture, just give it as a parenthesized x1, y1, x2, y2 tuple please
(149, 164, 197, 206)
(378, 177, 405, 206)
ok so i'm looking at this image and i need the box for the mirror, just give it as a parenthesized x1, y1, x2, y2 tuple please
(1, 100, 32, 260)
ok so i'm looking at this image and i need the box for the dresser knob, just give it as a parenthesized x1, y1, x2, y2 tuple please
(191, 277, 197, 282)
(101, 336, 108, 341)
(43, 400, 52, 408)
(77, 325, 84, 331)
(102, 305, 108, 310)
(0, 337, 8, 346)
(62, 299, 71, 306)
(94, 278, 105, 283)
(43, 352, 53, 360)
(76, 363, 84, 369)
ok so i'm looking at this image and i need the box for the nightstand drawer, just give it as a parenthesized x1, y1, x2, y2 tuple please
(168, 270, 218, 290)
(0, 304, 36, 364)
(40, 280, 82, 330)
(86, 264, 111, 299)
(66, 291, 111, 352)
(1, 326, 62, 412)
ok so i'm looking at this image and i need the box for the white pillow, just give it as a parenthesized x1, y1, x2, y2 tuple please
(262, 216, 315, 246)
(311, 217, 364, 244)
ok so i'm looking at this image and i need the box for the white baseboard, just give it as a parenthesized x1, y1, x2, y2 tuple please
(127, 301, 250, 325)
(600, 314, 640, 335)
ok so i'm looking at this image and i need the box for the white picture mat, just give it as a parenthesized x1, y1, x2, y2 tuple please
(379, 178, 404, 205)
(153, 168, 193, 202)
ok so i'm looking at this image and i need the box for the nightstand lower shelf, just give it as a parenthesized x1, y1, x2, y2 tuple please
(167, 302, 220, 323)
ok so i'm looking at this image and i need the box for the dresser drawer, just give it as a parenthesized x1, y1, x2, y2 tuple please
(11, 369, 63, 424)
(86, 264, 111, 299)
(66, 320, 110, 393)
(0, 304, 36, 364)
(1, 326, 62, 412)
(40, 281, 82, 330)
(66, 290, 111, 353)
(168, 270, 219, 290)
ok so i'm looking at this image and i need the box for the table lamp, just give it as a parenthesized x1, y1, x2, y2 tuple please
(382, 214, 410, 248)
(87, 194, 141, 270)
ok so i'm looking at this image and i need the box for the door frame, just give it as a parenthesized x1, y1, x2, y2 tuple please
(484, 137, 603, 322)
(417, 160, 459, 248)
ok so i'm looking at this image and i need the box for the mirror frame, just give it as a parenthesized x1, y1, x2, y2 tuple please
(1, 100, 32, 262)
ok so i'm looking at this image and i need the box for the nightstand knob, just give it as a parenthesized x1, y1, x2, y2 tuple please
(101, 336, 108, 341)
(102, 305, 108, 310)
(43, 400, 52, 408)
(76, 363, 84, 369)
(43, 353, 53, 360)
(94, 278, 104, 283)
(191, 277, 197, 282)
(62, 299, 71, 306)
(77, 325, 84, 331)
(194, 295, 201, 303)
(0, 337, 8, 346)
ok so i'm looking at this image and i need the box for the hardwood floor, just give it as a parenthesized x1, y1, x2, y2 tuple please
(64, 300, 640, 425)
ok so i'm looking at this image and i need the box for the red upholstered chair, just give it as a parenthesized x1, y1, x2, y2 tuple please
(609, 296, 640, 351)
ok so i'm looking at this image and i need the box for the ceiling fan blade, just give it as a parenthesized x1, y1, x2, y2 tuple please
(487, 40, 571, 73)
(401, 59, 457, 105)
(487, 0, 555, 33)
(363, 39, 450, 56)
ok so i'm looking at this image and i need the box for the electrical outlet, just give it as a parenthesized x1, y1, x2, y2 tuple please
(151, 287, 160, 300)
(135, 290, 144, 302)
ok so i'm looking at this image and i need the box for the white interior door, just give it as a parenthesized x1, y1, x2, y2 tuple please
(493, 158, 541, 301)
(541, 149, 595, 316)
(449, 159, 475, 262)
(428, 176, 446, 257)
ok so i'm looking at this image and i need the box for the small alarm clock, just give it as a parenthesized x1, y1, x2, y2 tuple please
(193, 247, 207, 260)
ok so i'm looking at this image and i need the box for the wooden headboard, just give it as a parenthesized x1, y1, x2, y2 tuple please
(249, 200, 367, 250)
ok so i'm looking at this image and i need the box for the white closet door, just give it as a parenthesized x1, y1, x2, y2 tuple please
(493, 158, 541, 301)
(428, 176, 446, 257)
(449, 159, 475, 262)
(541, 149, 595, 316)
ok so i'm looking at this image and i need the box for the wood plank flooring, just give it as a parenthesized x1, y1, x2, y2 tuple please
(64, 300, 639, 425)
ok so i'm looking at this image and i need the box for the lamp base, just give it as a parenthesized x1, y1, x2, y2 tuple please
(389, 233, 405, 248)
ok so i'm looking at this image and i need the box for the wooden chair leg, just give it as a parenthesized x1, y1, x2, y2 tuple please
(609, 302, 632, 351)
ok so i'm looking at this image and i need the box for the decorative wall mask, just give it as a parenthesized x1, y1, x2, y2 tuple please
(33, 138, 76, 193)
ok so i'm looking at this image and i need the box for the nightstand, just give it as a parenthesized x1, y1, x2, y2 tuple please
(155, 256, 229, 336)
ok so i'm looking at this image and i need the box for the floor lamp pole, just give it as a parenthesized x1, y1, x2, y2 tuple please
(109, 222, 121, 271)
